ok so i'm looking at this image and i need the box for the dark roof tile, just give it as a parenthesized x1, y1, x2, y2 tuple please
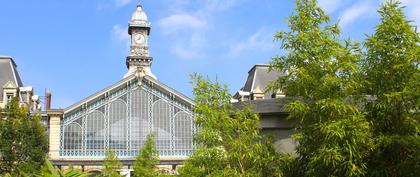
(0, 56, 24, 100)
(235, 64, 286, 99)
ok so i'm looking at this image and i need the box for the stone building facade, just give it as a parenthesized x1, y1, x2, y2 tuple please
(1, 4, 296, 176)
(0, 56, 41, 111)
(233, 64, 297, 154)
(43, 4, 195, 175)
(1, 5, 194, 175)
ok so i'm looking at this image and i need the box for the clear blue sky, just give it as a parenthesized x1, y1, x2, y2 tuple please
(0, 0, 418, 108)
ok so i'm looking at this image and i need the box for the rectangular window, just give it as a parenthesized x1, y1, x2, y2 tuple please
(6, 93, 14, 103)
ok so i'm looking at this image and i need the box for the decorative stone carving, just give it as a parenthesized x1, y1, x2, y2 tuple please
(130, 46, 149, 56)
(125, 4, 156, 79)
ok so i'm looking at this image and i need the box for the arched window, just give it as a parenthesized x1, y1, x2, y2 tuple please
(63, 123, 82, 154)
(109, 99, 127, 154)
(86, 110, 105, 155)
(153, 99, 171, 154)
(174, 112, 192, 155)
(60, 79, 195, 157)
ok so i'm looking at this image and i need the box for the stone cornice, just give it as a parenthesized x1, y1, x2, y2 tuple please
(46, 109, 64, 117)
(126, 56, 153, 68)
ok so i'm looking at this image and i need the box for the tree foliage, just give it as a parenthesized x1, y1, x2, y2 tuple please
(133, 133, 159, 177)
(38, 158, 91, 177)
(179, 73, 285, 177)
(362, 1, 420, 176)
(0, 97, 48, 175)
(101, 149, 123, 177)
(3, 159, 92, 177)
(270, 0, 373, 176)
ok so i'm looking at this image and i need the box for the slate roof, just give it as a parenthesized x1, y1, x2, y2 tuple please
(232, 97, 290, 114)
(0, 56, 23, 100)
(235, 64, 286, 99)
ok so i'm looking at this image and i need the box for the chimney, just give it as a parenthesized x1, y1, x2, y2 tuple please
(45, 89, 51, 110)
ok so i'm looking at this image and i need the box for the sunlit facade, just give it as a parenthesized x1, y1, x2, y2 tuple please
(43, 4, 196, 175)
(61, 77, 194, 158)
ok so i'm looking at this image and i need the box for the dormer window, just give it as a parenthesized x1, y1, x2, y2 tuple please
(251, 87, 264, 100)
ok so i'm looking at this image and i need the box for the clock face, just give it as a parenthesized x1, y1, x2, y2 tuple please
(134, 33, 145, 44)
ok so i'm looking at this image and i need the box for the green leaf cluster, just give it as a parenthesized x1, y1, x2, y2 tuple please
(96, 134, 174, 177)
(0, 97, 48, 175)
(270, 0, 419, 176)
(38, 158, 91, 177)
(133, 133, 159, 177)
(362, 1, 420, 176)
(3, 158, 92, 177)
(101, 149, 123, 177)
(270, 0, 373, 176)
(179, 74, 286, 177)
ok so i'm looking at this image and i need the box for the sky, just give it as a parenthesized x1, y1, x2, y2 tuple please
(0, 0, 419, 109)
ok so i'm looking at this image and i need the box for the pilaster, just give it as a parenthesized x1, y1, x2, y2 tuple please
(47, 109, 64, 160)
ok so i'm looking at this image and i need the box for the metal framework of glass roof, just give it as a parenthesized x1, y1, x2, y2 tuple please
(60, 77, 195, 158)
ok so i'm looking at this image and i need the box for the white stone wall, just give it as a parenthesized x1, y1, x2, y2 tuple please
(49, 114, 62, 160)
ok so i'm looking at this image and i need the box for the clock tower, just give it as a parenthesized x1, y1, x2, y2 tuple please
(124, 4, 156, 79)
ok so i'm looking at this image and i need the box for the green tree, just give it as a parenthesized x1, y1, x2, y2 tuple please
(179, 74, 284, 177)
(270, 0, 373, 176)
(101, 149, 123, 177)
(0, 97, 48, 175)
(133, 133, 159, 177)
(362, 1, 420, 176)
(38, 158, 91, 177)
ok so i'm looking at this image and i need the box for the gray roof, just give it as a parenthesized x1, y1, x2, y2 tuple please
(0, 56, 23, 100)
(236, 64, 286, 99)
(233, 97, 290, 114)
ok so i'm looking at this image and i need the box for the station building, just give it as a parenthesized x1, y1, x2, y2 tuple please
(1, 4, 296, 176)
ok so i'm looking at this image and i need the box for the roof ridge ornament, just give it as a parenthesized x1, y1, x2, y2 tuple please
(135, 66, 146, 78)
(129, 3, 150, 29)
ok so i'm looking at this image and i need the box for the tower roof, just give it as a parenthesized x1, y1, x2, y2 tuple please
(234, 64, 286, 99)
(0, 56, 23, 100)
(129, 5, 150, 28)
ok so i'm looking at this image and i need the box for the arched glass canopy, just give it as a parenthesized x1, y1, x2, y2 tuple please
(61, 77, 195, 157)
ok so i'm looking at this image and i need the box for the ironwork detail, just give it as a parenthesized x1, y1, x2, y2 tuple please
(60, 77, 194, 157)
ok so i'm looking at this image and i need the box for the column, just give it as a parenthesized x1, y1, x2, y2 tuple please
(48, 109, 64, 160)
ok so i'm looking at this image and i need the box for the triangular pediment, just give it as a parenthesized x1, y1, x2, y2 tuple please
(142, 75, 194, 104)
(252, 87, 263, 94)
(61, 73, 196, 158)
(64, 74, 194, 115)
(3, 80, 17, 89)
